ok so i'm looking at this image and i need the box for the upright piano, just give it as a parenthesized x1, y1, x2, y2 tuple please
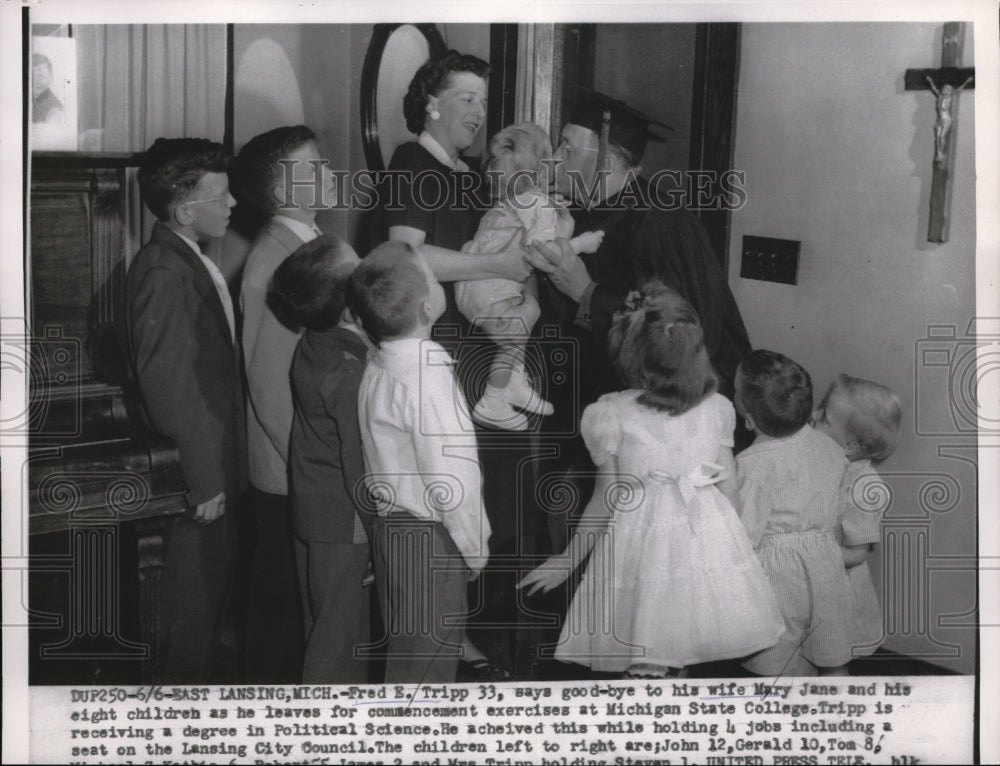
(27, 155, 188, 684)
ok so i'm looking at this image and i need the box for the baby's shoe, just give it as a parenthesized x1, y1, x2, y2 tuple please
(622, 663, 676, 679)
(473, 389, 529, 431)
(507, 367, 554, 416)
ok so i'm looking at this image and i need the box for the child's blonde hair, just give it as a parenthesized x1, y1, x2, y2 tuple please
(484, 122, 553, 171)
(483, 122, 552, 202)
(346, 241, 426, 342)
(826, 373, 902, 462)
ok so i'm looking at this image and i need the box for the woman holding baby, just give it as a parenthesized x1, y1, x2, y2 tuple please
(383, 51, 528, 312)
(375, 49, 541, 682)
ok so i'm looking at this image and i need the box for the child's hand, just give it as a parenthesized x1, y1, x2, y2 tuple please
(842, 542, 872, 569)
(571, 229, 605, 255)
(194, 491, 226, 525)
(517, 555, 572, 596)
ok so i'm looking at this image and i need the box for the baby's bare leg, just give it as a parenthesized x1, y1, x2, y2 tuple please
(471, 295, 550, 429)
(477, 297, 539, 390)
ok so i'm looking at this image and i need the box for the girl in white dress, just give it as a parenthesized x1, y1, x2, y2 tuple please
(518, 283, 784, 677)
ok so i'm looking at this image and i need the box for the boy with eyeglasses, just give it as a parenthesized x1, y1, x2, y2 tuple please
(125, 137, 247, 683)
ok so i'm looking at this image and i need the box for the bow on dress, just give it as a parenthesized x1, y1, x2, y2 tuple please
(647, 462, 727, 530)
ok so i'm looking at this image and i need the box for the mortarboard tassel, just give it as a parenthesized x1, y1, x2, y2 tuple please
(588, 105, 613, 208)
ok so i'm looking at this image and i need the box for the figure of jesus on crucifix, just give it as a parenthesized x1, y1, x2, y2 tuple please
(926, 74, 974, 166)
(904, 21, 975, 243)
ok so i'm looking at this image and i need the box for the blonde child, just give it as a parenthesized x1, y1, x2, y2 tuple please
(735, 350, 856, 676)
(518, 283, 783, 677)
(454, 122, 603, 430)
(813, 373, 902, 655)
(351, 241, 492, 683)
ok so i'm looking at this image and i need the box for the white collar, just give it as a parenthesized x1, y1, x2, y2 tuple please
(175, 231, 235, 341)
(174, 231, 203, 257)
(418, 132, 469, 171)
(272, 214, 320, 243)
(376, 336, 453, 365)
(380, 336, 428, 354)
(340, 320, 374, 349)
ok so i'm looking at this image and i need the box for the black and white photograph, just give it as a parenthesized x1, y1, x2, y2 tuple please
(2, 1, 998, 764)
(30, 33, 77, 151)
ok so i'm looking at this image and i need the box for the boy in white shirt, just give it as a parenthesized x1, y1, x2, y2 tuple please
(351, 241, 491, 683)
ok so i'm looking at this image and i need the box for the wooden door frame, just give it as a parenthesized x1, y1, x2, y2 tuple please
(545, 22, 741, 269)
(689, 23, 742, 269)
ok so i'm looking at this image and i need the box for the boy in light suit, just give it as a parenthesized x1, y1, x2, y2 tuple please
(234, 124, 337, 681)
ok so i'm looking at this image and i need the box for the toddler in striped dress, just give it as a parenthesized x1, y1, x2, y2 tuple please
(813, 373, 902, 656)
(734, 350, 856, 676)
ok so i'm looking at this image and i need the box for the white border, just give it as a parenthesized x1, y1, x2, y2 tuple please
(3, 2, 998, 764)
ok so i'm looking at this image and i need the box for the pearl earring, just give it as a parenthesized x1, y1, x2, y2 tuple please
(430, 109, 440, 120)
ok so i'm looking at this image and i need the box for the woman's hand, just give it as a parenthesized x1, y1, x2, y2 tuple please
(517, 555, 572, 596)
(492, 228, 531, 282)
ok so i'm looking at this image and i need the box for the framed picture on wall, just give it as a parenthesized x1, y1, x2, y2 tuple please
(360, 23, 447, 171)
(31, 35, 78, 151)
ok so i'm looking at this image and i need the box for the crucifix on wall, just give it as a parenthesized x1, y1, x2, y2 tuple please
(904, 21, 975, 244)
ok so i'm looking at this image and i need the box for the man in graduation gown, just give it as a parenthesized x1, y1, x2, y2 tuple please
(528, 92, 752, 407)
(524, 93, 753, 568)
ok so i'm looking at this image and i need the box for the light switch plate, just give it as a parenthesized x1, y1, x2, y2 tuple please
(740, 235, 800, 285)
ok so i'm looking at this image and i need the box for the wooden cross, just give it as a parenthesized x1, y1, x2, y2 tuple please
(904, 22, 975, 243)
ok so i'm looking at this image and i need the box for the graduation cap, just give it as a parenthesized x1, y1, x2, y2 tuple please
(568, 87, 673, 164)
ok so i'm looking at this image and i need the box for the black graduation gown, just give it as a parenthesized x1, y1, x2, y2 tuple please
(540, 175, 752, 403)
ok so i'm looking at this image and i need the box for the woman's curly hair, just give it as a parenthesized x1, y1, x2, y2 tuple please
(402, 50, 491, 135)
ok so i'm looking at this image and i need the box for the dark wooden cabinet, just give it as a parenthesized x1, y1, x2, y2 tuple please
(28, 154, 187, 684)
